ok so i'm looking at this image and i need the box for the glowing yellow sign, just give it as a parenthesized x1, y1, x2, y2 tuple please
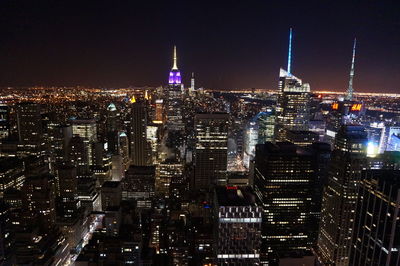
(351, 103, 362, 111)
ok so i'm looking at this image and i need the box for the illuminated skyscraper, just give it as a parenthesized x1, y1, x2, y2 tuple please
(317, 125, 367, 265)
(194, 113, 229, 190)
(166, 46, 184, 131)
(154, 99, 164, 123)
(69, 136, 90, 176)
(71, 119, 97, 166)
(122, 165, 155, 207)
(256, 110, 276, 144)
(254, 142, 327, 264)
(276, 29, 310, 139)
(190, 72, 195, 93)
(55, 164, 79, 223)
(350, 160, 400, 265)
(0, 158, 25, 197)
(16, 102, 43, 143)
(169, 46, 181, 85)
(22, 173, 57, 230)
(48, 125, 72, 170)
(106, 103, 120, 154)
(0, 104, 10, 139)
(243, 121, 258, 169)
(129, 100, 151, 166)
(155, 159, 183, 198)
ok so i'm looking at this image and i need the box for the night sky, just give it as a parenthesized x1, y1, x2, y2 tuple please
(0, 1, 399, 92)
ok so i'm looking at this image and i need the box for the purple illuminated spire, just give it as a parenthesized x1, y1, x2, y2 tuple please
(168, 45, 181, 85)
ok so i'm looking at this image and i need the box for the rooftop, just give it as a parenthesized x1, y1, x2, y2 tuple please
(215, 186, 257, 207)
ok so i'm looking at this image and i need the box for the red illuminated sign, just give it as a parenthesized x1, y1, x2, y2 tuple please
(226, 186, 238, 190)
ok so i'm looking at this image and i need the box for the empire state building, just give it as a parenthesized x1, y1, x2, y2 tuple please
(166, 46, 184, 131)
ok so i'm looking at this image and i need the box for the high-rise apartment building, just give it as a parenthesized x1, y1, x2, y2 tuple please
(317, 125, 367, 265)
(194, 113, 229, 190)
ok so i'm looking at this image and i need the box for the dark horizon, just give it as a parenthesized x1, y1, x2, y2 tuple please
(0, 1, 399, 92)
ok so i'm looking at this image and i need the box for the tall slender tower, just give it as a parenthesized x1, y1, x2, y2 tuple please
(345, 39, 357, 101)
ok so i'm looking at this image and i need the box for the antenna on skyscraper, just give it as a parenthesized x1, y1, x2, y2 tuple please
(346, 38, 357, 101)
(172, 45, 178, 70)
(287, 28, 293, 75)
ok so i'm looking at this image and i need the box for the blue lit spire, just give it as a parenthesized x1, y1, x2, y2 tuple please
(287, 28, 293, 75)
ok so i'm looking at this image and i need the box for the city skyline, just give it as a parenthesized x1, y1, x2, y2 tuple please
(0, 1, 399, 92)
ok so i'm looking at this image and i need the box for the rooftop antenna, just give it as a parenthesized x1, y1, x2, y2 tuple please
(346, 38, 357, 100)
(172, 45, 178, 70)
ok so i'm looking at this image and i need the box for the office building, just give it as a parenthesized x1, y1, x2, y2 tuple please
(122, 165, 155, 202)
(22, 173, 57, 230)
(69, 135, 90, 176)
(106, 103, 120, 154)
(48, 124, 72, 166)
(317, 125, 367, 265)
(276, 30, 310, 139)
(101, 181, 122, 210)
(284, 130, 319, 147)
(16, 102, 43, 143)
(72, 119, 97, 166)
(0, 104, 10, 139)
(154, 99, 164, 124)
(55, 164, 80, 223)
(350, 162, 400, 265)
(254, 142, 328, 264)
(129, 100, 151, 166)
(155, 159, 183, 198)
(243, 120, 259, 168)
(0, 158, 25, 198)
(256, 109, 276, 144)
(194, 113, 229, 190)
